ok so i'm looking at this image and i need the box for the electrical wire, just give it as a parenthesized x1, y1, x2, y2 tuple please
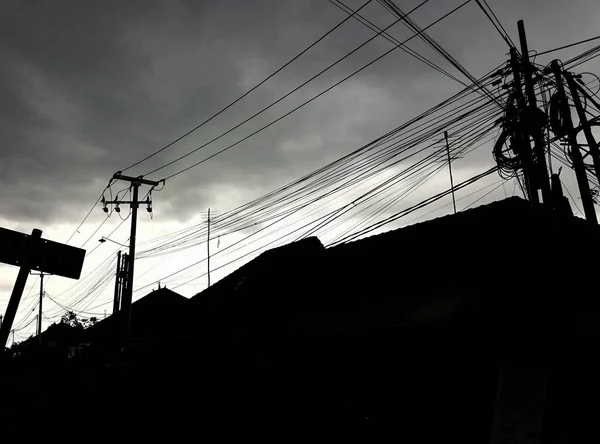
(473, 0, 516, 50)
(377, 0, 503, 109)
(145, 0, 471, 180)
(537, 35, 600, 57)
(119, 0, 375, 174)
(330, 165, 499, 245)
(135, 103, 502, 291)
(328, 0, 469, 87)
(47, 42, 511, 313)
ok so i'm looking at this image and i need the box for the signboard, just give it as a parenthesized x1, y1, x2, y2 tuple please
(0, 227, 85, 279)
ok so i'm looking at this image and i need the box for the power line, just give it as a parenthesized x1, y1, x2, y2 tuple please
(135, 100, 501, 291)
(561, 178, 584, 217)
(474, 0, 516, 49)
(156, 0, 472, 181)
(79, 215, 110, 249)
(331, 165, 499, 244)
(65, 179, 114, 245)
(118, 0, 375, 174)
(537, 35, 600, 57)
(462, 180, 506, 210)
(482, 0, 516, 47)
(48, 45, 505, 312)
(143, 0, 434, 178)
(55, 80, 502, 316)
(328, 0, 469, 87)
(377, 0, 503, 109)
(135, 64, 502, 268)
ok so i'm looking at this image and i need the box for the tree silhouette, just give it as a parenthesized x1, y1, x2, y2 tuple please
(61, 311, 79, 327)
(60, 312, 98, 328)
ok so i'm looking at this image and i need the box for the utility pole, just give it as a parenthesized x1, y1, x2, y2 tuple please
(565, 72, 600, 184)
(207, 208, 211, 288)
(104, 174, 160, 342)
(120, 253, 129, 314)
(550, 61, 597, 226)
(509, 47, 538, 203)
(112, 251, 122, 315)
(29, 271, 45, 345)
(517, 20, 552, 206)
(444, 131, 457, 214)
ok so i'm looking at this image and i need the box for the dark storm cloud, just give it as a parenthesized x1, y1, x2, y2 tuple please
(1, 0, 599, 225)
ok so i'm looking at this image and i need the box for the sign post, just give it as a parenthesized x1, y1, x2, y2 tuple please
(0, 227, 85, 350)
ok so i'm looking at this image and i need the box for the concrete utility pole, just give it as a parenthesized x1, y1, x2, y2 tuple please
(518, 20, 552, 206)
(550, 61, 597, 226)
(509, 47, 538, 203)
(565, 72, 600, 185)
(104, 174, 160, 342)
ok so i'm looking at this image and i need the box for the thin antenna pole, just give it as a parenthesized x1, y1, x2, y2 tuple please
(112, 251, 122, 315)
(207, 208, 211, 288)
(444, 131, 457, 214)
(38, 273, 43, 345)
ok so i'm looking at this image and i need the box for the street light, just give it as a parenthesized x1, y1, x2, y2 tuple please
(98, 237, 129, 248)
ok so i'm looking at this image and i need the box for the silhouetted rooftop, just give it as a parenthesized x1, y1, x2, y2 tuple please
(188, 196, 597, 337)
(85, 286, 189, 342)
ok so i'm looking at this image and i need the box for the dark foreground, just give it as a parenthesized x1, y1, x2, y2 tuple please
(2, 324, 597, 441)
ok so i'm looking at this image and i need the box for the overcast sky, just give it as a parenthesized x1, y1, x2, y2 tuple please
(2, 0, 599, 340)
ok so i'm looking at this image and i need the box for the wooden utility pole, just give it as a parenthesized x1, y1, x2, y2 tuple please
(550, 61, 597, 225)
(104, 174, 160, 341)
(444, 131, 457, 214)
(207, 208, 211, 288)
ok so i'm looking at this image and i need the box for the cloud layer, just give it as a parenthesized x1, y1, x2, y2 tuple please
(1, 0, 599, 227)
